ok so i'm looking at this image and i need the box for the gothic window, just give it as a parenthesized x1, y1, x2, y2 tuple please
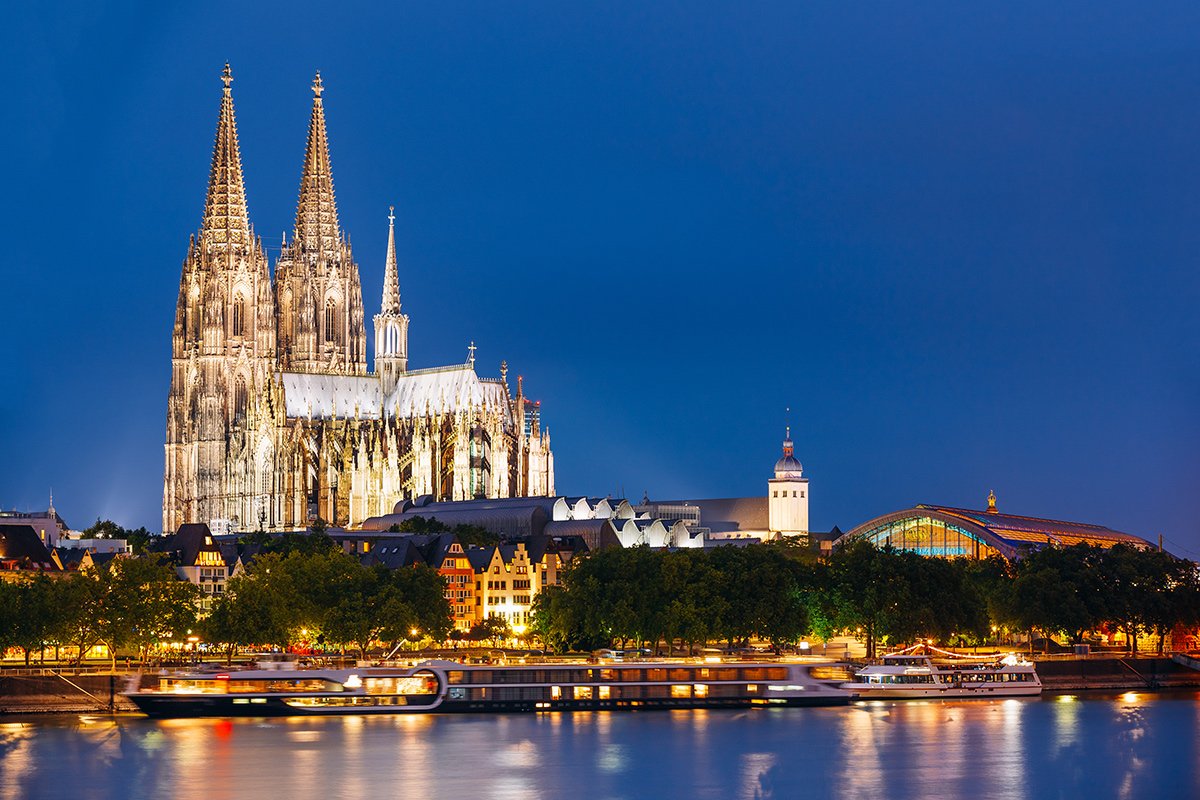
(234, 376, 248, 420)
(324, 298, 338, 344)
(281, 289, 293, 340)
(232, 293, 245, 337)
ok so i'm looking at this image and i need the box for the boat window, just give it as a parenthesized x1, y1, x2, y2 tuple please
(670, 685, 691, 698)
(574, 686, 593, 700)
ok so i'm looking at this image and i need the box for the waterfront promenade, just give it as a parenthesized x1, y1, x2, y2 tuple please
(4, 653, 1200, 715)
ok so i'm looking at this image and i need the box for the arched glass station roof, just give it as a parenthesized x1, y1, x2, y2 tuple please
(837, 504, 1153, 561)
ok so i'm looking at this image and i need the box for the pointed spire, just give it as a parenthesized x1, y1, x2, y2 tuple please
(201, 63, 250, 249)
(294, 71, 340, 249)
(987, 489, 998, 514)
(381, 206, 401, 314)
(782, 407, 794, 458)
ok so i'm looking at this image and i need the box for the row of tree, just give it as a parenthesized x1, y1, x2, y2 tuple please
(531, 541, 1200, 658)
(0, 557, 198, 669)
(203, 549, 452, 661)
(4, 536, 1195, 666)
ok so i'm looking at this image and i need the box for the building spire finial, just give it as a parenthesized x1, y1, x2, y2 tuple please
(294, 71, 339, 248)
(467, 340, 477, 367)
(987, 489, 998, 513)
(201, 63, 251, 249)
(379, 205, 401, 314)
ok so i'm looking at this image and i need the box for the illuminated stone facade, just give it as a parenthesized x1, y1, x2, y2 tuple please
(163, 67, 554, 533)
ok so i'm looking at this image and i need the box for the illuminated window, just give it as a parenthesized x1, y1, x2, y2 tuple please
(670, 685, 690, 698)
(324, 298, 338, 343)
(694, 684, 709, 698)
(233, 376, 248, 420)
(573, 686, 593, 700)
(551, 686, 562, 700)
(598, 686, 611, 700)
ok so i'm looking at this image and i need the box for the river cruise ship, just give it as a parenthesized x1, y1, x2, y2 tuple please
(843, 653, 1042, 699)
(125, 659, 852, 718)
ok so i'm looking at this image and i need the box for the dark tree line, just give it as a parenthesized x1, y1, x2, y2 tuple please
(0, 556, 198, 669)
(530, 540, 1200, 658)
(203, 550, 452, 661)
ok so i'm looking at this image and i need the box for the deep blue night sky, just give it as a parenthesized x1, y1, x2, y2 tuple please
(2, 3, 1197, 552)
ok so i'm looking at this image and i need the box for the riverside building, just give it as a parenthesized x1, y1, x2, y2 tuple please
(836, 491, 1155, 560)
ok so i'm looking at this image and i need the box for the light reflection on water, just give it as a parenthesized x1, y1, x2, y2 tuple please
(2, 693, 1199, 800)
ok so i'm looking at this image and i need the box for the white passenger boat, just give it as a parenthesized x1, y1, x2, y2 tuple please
(843, 653, 1042, 699)
(125, 659, 853, 718)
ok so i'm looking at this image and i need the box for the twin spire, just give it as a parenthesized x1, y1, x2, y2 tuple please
(202, 66, 343, 254)
(201, 63, 250, 249)
(294, 72, 340, 250)
(200, 66, 401, 324)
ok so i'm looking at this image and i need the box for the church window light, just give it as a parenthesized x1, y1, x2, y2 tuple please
(232, 294, 245, 337)
(234, 377, 248, 420)
(282, 290, 293, 339)
(325, 298, 338, 343)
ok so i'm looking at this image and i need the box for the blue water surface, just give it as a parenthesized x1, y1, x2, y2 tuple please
(1, 692, 1197, 800)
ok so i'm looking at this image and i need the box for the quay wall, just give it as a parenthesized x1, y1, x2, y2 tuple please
(1034, 657, 1200, 690)
(0, 673, 140, 714)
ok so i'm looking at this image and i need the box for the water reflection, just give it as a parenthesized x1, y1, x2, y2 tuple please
(1, 694, 1198, 799)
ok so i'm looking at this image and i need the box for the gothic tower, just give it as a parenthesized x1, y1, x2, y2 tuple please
(274, 73, 367, 375)
(373, 207, 410, 394)
(164, 64, 278, 533)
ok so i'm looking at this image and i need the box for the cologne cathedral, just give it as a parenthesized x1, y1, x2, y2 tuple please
(163, 66, 554, 533)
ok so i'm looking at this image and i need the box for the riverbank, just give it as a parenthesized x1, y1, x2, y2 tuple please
(0, 672, 140, 714)
(3, 657, 1199, 714)
(1034, 656, 1200, 691)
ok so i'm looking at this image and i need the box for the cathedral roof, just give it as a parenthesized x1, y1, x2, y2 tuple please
(282, 373, 381, 419)
(280, 364, 513, 421)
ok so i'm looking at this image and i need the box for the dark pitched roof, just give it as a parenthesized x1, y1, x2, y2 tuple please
(466, 546, 496, 571)
(362, 538, 426, 569)
(162, 523, 223, 567)
(0, 524, 58, 570)
(53, 547, 89, 569)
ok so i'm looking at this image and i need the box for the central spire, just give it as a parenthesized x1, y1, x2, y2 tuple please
(381, 206, 401, 314)
(294, 71, 340, 249)
(201, 63, 250, 249)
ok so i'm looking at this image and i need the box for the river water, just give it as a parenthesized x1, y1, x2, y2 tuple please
(2, 692, 1197, 799)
